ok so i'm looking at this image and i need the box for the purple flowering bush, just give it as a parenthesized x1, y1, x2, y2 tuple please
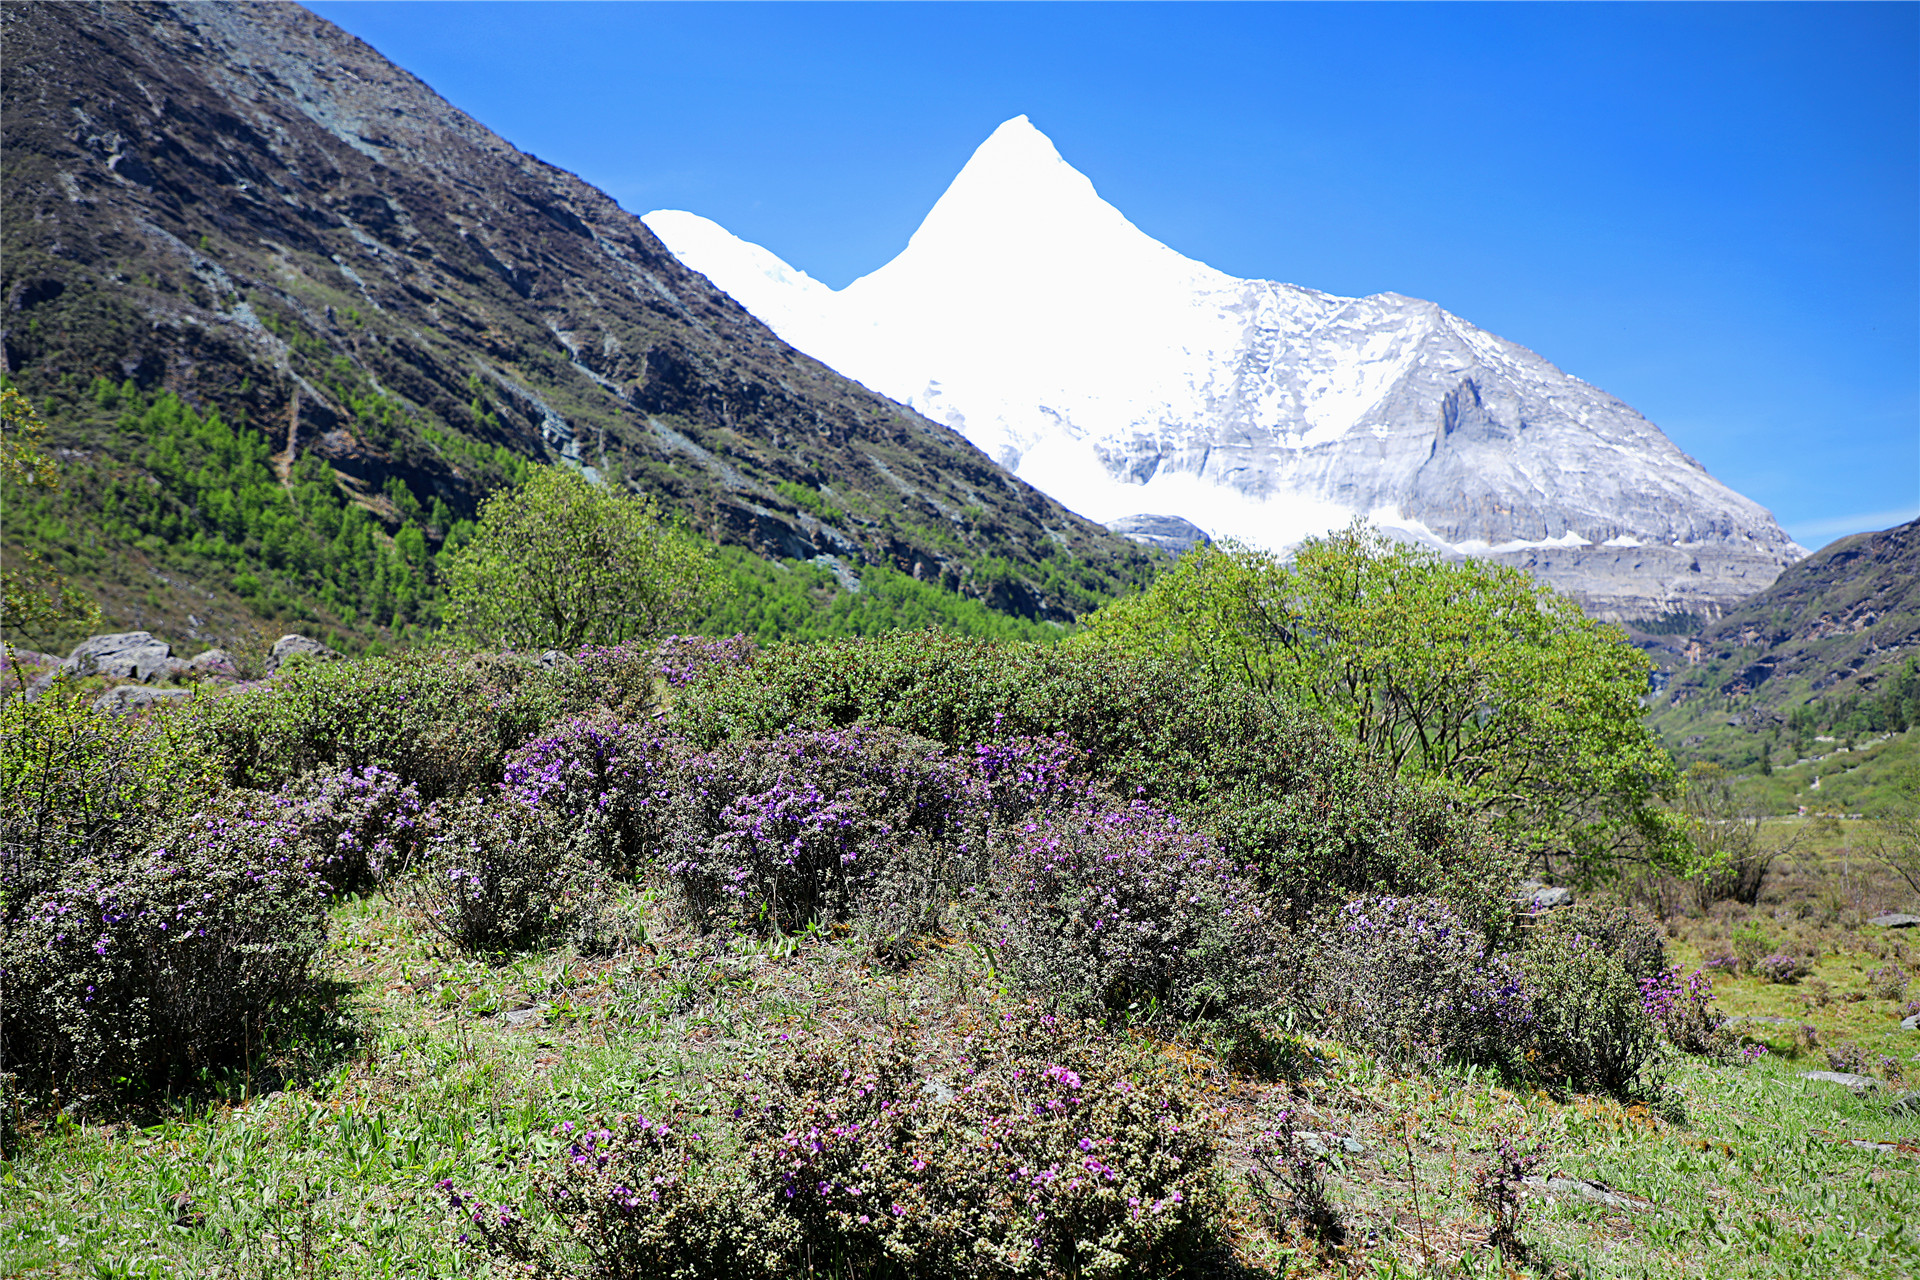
(991, 797, 1280, 1033)
(443, 1015, 1220, 1279)
(500, 716, 682, 872)
(664, 727, 982, 950)
(654, 633, 758, 689)
(1756, 953, 1808, 985)
(403, 796, 592, 955)
(1244, 1107, 1344, 1247)
(277, 765, 426, 893)
(1516, 907, 1663, 1097)
(0, 795, 329, 1088)
(1638, 966, 1731, 1056)
(1310, 896, 1532, 1068)
(1865, 963, 1910, 1002)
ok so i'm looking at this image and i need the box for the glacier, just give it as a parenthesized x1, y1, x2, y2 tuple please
(644, 115, 1804, 617)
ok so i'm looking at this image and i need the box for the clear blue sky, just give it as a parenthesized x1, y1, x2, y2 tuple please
(307, 1, 1918, 550)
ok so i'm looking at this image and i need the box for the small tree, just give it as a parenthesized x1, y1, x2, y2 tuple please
(1871, 765, 1920, 899)
(1073, 522, 1686, 876)
(441, 467, 715, 649)
(1682, 762, 1798, 906)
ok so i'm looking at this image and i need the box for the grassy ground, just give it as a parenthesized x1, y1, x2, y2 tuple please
(5, 849, 1919, 1279)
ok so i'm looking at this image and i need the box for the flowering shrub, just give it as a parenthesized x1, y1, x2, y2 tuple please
(1471, 1128, 1544, 1258)
(0, 796, 328, 1088)
(1244, 1107, 1343, 1247)
(1518, 910, 1662, 1097)
(1638, 966, 1730, 1056)
(654, 633, 757, 689)
(500, 717, 681, 872)
(664, 727, 981, 949)
(1865, 963, 1910, 1002)
(1825, 1042, 1871, 1074)
(1311, 896, 1532, 1068)
(971, 732, 1095, 821)
(403, 796, 591, 954)
(1756, 953, 1807, 985)
(444, 1016, 1221, 1279)
(992, 798, 1279, 1033)
(277, 765, 425, 893)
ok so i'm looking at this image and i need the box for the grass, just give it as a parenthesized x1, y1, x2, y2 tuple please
(6, 850, 1918, 1280)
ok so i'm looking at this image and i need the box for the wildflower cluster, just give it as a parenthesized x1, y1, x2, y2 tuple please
(654, 633, 758, 689)
(1755, 952, 1807, 985)
(1638, 965, 1730, 1055)
(276, 764, 424, 892)
(1865, 963, 1910, 1003)
(0, 797, 328, 1087)
(1244, 1107, 1343, 1247)
(665, 726, 982, 947)
(994, 797, 1279, 1032)
(455, 1017, 1220, 1279)
(1312, 895, 1531, 1068)
(1471, 1128, 1544, 1257)
(501, 716, 680, 871)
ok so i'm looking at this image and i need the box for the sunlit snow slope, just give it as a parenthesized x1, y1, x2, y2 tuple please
(646, 116, 1803, 616)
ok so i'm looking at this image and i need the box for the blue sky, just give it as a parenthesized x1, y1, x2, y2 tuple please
(307, 1, 1918, 550)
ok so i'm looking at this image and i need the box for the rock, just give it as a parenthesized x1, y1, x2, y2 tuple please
(497, 1007, 544, 1028)
(186, 648, 241, 679)
(1523, 885, 1575, 910)
(1867, 913, 1920, 929)
(1104, 514, 1213, 558)
(58, 631, 175, 682)
(536, 649, 573, 669)
(92, 685, 193, 716)
(1800, 1070, 1882, 1092)
(1900, 1014, 1919, 1032)
(1889, 1092, 1920, 1116)
(266, 633, 343, 675)
(1299, 1132, 1368, 1158)
(1521, 1175, 1652, 1211)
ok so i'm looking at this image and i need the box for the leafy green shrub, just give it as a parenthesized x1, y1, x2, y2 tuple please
(195, 646, 652, 798)
(992, 797, 1280, 1033)
(671, 633, 1520, 928)
(1728, 921, 1772, 972)
(1, 797, 328, 1089)
(664, 727, 980, 951)
(1517, 910, 1662, 1097)
(1309, 896, 1532, 1068)
(442, 1015, 1220, 1279)
(2, 689, 213, 919)
(1866, 963, 1910, 1002)
(402, 796, 591, 955)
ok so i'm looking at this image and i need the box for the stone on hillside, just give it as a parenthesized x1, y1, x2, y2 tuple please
(536, 650, 572, 668)
(1104, 514, 1213, 558)
(186, 648, 242, 679)
(1890, 1092, 1920, 1116)
(266, 634, 343, 675)
(1799, 1070, 1881, 1092)
(93, 685, 193, 716)
(1901, 1014, 1919, 1032)
(59, 631, 175, 682)
(1867, 912, 1920, 929)
(1517, 880, 1576, 910)
(1521, 1175, 1651, 1211)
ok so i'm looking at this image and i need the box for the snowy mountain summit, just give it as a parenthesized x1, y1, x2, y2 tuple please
(645, 116, 1803, 617)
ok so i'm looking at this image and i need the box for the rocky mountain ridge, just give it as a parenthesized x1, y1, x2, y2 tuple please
(646, 116, 1805, 619)
(1, 4, 1157, 641)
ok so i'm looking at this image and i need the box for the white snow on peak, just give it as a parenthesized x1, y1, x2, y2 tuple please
(641, 116, 1800, 579)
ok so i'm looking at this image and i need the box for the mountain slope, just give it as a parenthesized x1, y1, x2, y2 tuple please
(1640, 518, 1920, 764)
(646, 116, 1803, 619)
(0, 5, 1157, 648)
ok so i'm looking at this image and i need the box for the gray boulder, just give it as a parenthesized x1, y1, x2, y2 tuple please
(93, 685, 193, 716)
(1900, 1014, 1919, 1032)
(1800, 1070, 1881, 1092)
(1104, 514, 1212, 558)
(59, 631, 175, 682)
(266, 634, 343, 675)
(1867, 913, 1920, 929)
(186, 648, 242, 679)
(1517, 880, 1576, 911)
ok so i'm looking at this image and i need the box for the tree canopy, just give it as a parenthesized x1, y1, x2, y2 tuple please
(1071, 523, 1686, 874)
(440, 467, 716, 650)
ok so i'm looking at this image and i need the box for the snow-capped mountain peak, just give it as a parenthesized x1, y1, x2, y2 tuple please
(642, 116, 1803, 617)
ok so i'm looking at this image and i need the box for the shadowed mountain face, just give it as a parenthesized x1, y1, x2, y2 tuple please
(1639, 518, 1920, 750)
(1, 2, 1156, 627)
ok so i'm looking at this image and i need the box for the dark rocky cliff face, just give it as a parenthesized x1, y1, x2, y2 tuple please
(1, 1, 1154, 623)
